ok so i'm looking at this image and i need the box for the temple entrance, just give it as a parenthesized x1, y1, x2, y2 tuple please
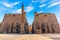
(42, 23, 46, 33)
(42, 29, 45, 33)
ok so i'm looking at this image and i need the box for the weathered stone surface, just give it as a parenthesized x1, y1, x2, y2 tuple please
(0, 4, 60, 34)
(0, 4, 28, 34)
(32, 12, 60, 34)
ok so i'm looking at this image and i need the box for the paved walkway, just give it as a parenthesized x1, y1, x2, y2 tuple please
(0, 34, 52, 40)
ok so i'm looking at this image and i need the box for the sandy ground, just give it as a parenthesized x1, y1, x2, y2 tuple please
(41, 34, 60, 40)
(0, 34, 52, 40)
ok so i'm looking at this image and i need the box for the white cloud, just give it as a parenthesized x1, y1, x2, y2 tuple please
(2, 2, 20, 8)
(40, 0, 46, 3)
(48, 2, 60, 8)
(16, 5, 34, 13)
(16, 9, 22, 13)
(32, 0, 46, 3)
(25, 5, 34, 13)
(39, 4, 46, 8)
(49, 0, 58, 4)
(38, 10, 43, 13)
(16, 9, 26, 13)
(32, 0, 38, 2)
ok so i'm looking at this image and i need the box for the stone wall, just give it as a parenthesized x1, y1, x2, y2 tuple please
(0, 4, 29, 34)
(0, 14, 28, 34)
(32, 13, 60, 34)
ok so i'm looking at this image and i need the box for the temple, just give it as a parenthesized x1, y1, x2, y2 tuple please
(32, 12, 60, 34)
(0, 4, 60, 34)
(0, 4, 28, 34)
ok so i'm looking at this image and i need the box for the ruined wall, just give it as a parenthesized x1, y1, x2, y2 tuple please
(32, 13, 60, 34)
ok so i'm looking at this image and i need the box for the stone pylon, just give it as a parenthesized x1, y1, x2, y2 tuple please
(0, 4, 28, 34)
(32, 12, 60, 34)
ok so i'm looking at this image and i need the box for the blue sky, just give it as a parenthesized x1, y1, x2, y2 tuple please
(0, 0, 60, 25)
